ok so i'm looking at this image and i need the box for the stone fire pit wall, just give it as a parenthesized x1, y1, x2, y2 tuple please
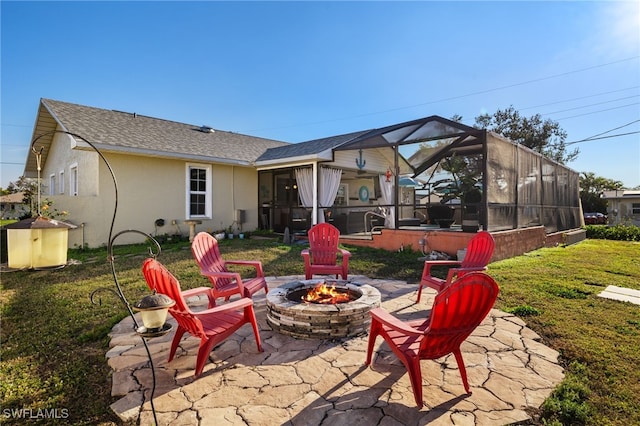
(266, 279, 382, 339)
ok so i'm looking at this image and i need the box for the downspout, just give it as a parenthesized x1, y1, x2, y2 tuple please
(312, 162, 318, 225)
(481, 129, 489, 231)
(393, 146, 399, 229)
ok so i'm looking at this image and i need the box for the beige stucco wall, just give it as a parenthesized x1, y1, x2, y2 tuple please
(40, 136, 259, 248)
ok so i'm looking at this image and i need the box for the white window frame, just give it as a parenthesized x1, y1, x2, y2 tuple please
(49, 174, 56, 196)
(69, 163, 78, 196)
(59, 170, 65, 194)
(632, 203, 640, 215)
(185, 163, 212, 219)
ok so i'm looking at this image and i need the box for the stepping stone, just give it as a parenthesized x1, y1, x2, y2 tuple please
(598, 285, 640, 305)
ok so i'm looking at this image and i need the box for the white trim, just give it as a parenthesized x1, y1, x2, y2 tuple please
(69, 163, 78, 196)
(59, 170, 65, 194)
(185, 163, 212, 219)
(49, 174, 56, 196)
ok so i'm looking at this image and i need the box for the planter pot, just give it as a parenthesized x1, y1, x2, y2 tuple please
(239, 233, 245, 239)
(227, 233, 234, 239)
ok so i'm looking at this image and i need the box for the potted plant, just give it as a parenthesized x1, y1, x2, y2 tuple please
(432, 153, 482, 231)
(227, 225, 234, 239)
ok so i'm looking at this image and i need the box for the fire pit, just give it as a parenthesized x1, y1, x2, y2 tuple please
(266, 279, 381, 339)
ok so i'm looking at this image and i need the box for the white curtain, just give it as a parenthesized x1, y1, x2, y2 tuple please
(379, 174, 395, 228)
(318, 167, 342, 223)
(295, 168, 313, 208)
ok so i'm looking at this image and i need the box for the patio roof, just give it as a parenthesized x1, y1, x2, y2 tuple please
(333, 115, 486, 178)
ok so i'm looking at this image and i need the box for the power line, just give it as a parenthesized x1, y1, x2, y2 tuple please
(580, 119, 640, 141)
(554, 102, 640, 121)
(541, 95, 639, 116)
(566, 131, 640, 145)
(520, 86, 640, 111)
(247, 56, 640, 132)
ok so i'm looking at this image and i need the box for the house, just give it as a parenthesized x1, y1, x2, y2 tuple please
(23, 99, 289, 248)
(23, 98, 583, 258)
(601, 190, 640, 226)
(0, 192, 29, 220)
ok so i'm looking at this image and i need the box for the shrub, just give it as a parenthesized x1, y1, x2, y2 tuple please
(506, 305, 540, 316)
(584, 224, 640, 241)
(541, 362, 593, 425)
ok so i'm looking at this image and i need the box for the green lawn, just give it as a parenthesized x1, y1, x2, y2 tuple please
(1, 237, 638, 425)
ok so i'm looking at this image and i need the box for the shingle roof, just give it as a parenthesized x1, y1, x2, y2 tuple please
(256, 129, 371, 161)
(40, 99, 290, 164)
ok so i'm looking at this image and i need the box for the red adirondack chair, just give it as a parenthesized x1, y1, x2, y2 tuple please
(142, 258, 263, 377)
(417, 230, 495, 302)
(366, 272, 499, 408)
(191, 232, 268, 305)
(301, 223, 351, 280)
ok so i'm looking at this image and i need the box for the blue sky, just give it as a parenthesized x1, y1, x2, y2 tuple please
(2, 1, 639, 188)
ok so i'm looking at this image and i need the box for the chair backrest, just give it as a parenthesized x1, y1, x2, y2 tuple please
(307, 223, 341, 266)
(420, 272, 499, 360)
(142, 258, 206, 338)
(191, 232, 232, 288)
(461, 231, 495, 268)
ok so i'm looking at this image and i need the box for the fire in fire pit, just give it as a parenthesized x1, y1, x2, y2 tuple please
(293, 282, 357, 304)
(266, 279, 381, 339)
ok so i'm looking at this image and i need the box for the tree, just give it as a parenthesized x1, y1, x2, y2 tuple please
(579, 172, 624, 213)
(475, 106, 578, 164)
(5, 176, 38, 212)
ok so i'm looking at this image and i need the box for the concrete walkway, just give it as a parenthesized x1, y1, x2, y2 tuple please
(107, 275, 564, 425)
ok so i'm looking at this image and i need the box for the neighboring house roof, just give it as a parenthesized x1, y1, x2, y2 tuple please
(602, 190, 640, 199)
(0, 192, 26, 204)
(24, 99, 290, 177)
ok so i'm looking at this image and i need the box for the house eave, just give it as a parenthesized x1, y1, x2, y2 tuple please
(254, 150, 334, 169)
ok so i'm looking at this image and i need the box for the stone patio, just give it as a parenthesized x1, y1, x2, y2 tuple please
(107, 275, 564, 425)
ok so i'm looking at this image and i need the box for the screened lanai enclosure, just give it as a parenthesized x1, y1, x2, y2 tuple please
(257, 116, 581, 236)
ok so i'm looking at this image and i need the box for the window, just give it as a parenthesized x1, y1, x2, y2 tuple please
(186, 164, 211, 218)
(49, 174, 56, 196)
(632, 203, 640, 215)
(59, 170, 65, 194)
(70, 164, 78, 196)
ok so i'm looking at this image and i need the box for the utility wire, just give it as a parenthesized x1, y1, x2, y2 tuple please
(580, 119, 640, 141)
(566, 131, 640, 145)
(520, 86, 640, 111)
(247, 56, 640, 132)
(541, 95, 639, 116)
(554, 102, 640, 121)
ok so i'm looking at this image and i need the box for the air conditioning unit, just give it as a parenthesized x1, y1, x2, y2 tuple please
(235, 209, 245, 224)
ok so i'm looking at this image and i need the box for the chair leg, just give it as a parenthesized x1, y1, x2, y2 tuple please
(245, 305, 263, 352)
(194, 337, 218, 377)
(453, 349, 471, 394)
(365, 321, 381, 365)
(405, 356, 425, 408)
(168, 327, 186, 362)
(416, 282, 424, 303)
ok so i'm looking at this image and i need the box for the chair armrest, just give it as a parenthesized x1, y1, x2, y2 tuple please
(180, 286, 213, 299)
(196, 297, 253, 315)
(422, 260, 462, 275)
(301, 249, 310, 258)
(200, 270, 245, 294)
(225, 260, 265, 277)
(338, 248, 351, 258)
(369, 308, 424, 337)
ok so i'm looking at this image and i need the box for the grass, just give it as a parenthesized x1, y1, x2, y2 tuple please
(1, 237, 639, 425)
